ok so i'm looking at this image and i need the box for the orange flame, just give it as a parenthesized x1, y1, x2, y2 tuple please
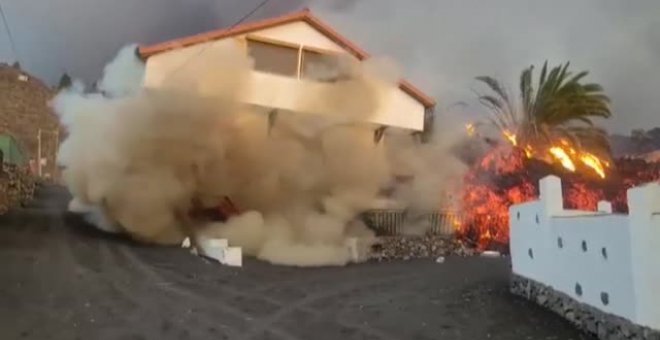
(549, 147, 576, 172)
(502, 130, 517, 146)
(580, 153, 606, 178)
(465, 123, 475, 136)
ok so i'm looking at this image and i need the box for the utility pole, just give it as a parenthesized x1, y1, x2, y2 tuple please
(37, 129, 42, 177)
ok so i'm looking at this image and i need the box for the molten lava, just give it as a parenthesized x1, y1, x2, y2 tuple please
(456, 129, 660, 251)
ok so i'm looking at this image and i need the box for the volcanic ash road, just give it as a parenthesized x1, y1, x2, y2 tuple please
(0, 186, 595, 340)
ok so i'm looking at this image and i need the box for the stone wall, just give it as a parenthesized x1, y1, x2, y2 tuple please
(0, 64, 61, 181)
(511, 274, 660, 340)
(0, 163, 36, 214)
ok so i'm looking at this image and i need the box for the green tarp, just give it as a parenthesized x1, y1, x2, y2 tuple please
(0, 134, 25, 165)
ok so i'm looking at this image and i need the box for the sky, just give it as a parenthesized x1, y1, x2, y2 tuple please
(1, 0, 659, 134)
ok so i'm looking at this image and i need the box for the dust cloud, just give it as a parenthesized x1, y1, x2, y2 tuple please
(54, 43, 463, 266)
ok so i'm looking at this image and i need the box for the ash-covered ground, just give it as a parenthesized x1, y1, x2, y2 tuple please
(0, 186, 595, 340)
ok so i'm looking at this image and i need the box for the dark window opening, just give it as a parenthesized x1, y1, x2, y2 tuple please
(247, 39, 299, 77)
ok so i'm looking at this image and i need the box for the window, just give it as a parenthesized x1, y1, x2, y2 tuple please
(301, 49, 342, 81)
(246, 37, 348, 81)
(247, 39, 299, 77)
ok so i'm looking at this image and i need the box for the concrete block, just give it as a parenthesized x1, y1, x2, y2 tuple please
(199, 238, 228, 249)
(222, 247, 242, 267)
(199, 242, 226, 262)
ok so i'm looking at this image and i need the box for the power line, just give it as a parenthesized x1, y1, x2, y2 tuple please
(163, 0, 272, 82)
(0, 0, 19, 63)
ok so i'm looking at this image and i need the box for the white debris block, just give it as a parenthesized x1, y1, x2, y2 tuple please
(181, 237, 191, 248)
(200, 238, 228, 249)
(222, 247, 242, 267)
(198, 239, 227, 262)
(193, 237, 243, 267)
(435, 256, 445, 263)
(481, 250, 501, 258)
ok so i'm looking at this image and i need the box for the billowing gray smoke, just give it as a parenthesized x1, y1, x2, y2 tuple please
(54, 43, 464, 266)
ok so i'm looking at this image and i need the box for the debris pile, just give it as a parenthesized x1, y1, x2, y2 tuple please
(370, 234, 477, 261)
(0, 164, 36, 214)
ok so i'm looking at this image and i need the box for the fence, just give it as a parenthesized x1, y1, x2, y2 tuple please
(360, 209, 462, 236)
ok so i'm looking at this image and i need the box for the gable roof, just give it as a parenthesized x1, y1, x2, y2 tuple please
(138, 8, 436, 108)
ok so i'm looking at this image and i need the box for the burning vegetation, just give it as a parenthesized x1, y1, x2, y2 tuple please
(458, 127, 660, 253)
(457, 139, 660, 250)
(454, 61, 660, 250)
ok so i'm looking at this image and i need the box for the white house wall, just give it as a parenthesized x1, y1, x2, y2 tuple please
(142, 22, 427, 131)
(510, 175, 660, 330)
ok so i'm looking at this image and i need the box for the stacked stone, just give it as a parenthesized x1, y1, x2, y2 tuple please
(370, 234, 476, 261)
(511, 274, 660, 340)
(0, 164, 36, 214)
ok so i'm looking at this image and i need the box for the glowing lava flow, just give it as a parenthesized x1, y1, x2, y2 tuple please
(453, 125, 657, 251)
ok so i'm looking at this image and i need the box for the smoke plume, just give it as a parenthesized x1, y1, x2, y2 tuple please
(54, 43, 462, 266)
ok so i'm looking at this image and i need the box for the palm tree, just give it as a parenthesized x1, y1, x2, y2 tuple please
(476, 61, 612, 159)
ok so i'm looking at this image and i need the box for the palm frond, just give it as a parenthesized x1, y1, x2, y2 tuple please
(476, 61, 614, 158)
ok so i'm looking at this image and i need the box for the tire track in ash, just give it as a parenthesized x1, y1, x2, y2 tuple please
(141, 250, 411, 340)
(120, 247, 306, 339)
(59, 233, 234, 339)
(115, 245, 301, 340)
(103, 243, 246, 338)
(237, 272, 413, 340)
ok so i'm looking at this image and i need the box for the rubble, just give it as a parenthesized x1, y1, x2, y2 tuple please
(0, 163, 36, 214)
(369, 234, 477, 261)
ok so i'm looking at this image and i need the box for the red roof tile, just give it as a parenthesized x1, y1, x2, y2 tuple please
(138, 8, 436, 107)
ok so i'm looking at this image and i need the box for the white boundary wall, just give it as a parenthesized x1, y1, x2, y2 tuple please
(510, 175, 660, 330)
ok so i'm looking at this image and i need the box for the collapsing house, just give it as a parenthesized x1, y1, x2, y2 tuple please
(137, 8, 436, 141)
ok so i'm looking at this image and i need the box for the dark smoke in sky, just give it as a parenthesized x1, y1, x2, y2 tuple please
(0, 0, 303, 83)
(1, 0, 659, 133)
(311, 0, 660, 134)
